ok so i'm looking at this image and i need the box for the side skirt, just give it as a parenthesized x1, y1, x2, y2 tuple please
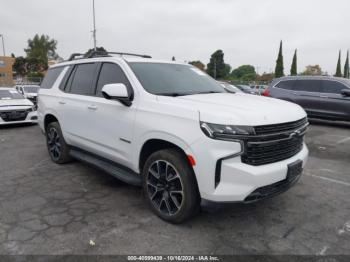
(69, 148, 142, 186)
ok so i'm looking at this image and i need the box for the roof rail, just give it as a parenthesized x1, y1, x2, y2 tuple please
(67, 51, 152, 61)
(68, 53, 85, 61)
(107, 52, 152, 59)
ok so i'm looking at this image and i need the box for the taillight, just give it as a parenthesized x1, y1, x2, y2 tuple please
(262, 89, 270, 96)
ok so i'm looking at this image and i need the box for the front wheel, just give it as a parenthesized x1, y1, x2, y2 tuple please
(46, 122, 72, 164)
(142, 149, 200, 223)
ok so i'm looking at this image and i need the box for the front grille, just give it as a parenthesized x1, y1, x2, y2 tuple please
(241, 118, 307, 166)
(0, 110, 29, 122)
(254, 117, 308, 135)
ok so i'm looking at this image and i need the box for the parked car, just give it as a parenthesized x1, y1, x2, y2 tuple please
(236, 84, 256, 94)
(250, 85, 268, 95)
(15, 84, 40, 105)
(0, 87, 38, 125)
(264, 76, 350, 121)
(218, 82, 243, 93)
(38, 52, 309, 223)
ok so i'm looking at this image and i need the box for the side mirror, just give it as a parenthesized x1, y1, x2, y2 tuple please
(340, 89, 350, 97)
(101, 83, 132, 106)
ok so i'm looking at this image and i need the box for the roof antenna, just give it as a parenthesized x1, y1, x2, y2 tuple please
(92, 0, 97, 51)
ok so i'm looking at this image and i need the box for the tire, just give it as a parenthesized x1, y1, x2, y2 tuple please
(46, 122, 72, 164)
(142, 148, 200, 223)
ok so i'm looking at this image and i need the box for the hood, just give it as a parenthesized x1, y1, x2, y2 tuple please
(0, 98, 33, 109)
(163, 93, 306, 126)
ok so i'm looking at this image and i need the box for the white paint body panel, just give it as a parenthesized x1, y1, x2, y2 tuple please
(38, 57, 309, 202)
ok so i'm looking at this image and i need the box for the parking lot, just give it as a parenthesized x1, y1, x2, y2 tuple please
(0, 121, 349, 255)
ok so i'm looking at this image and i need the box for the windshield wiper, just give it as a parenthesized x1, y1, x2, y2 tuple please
(193, 91, 223, 95)
(157, 92, 190, 97)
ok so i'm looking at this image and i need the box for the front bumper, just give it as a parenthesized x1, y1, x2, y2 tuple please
(0, 111, 38, 125)
(189, 136, 308, 203)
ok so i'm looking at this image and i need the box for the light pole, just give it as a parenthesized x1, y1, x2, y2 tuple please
(0, 34, 5, 56)
(92, 0, 97, 52)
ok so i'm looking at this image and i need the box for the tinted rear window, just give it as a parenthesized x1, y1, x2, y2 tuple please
(276, 80, 295, 90)
(40, 67, 64, 89)
(293, 80, 321, 92)
(322, 80, 348, 94)
(69, 63, 97, 95)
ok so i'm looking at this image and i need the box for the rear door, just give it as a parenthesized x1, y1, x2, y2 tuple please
(320, 80, 350, 120)
(60, 62, 99, 147)
(292, 80, 323, 116)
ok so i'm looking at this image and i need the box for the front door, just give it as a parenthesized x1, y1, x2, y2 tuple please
(80, 62, 137, 168)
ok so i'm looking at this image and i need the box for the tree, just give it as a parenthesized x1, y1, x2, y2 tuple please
(256, 73, 275, 82)
(13, 56, 27, 76)
(24, 34, 58, 72)
(172, 56, 176, 61)
(223, 64, 231, 78)
(290, 49, 297, 76)
(230, 65, 256, 79)
(344, 50, 349, 79)
(302, 65, 323, 75)
(274, 40, 284, 78)
(206, 50, 228, 79)
(188, 61, 205, 71)
(335, 50, 342, 77)
(85, 47, 107, 58)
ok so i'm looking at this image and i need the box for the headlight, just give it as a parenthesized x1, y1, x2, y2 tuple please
(200, 122, 255, 140)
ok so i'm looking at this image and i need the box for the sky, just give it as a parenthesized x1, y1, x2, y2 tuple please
(1, 0, 349, 75)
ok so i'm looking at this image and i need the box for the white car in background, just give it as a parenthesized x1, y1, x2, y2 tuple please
(15, 84, 40, 105)
(0, 87, 38, 125)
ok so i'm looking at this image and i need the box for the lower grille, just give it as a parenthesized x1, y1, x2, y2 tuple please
(0, 110, 29, 122)
(244, 171, 301, 203)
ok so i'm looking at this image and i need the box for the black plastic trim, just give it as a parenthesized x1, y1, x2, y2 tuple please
(69, 147, 142, 186)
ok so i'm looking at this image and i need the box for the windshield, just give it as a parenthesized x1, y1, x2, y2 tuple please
(129, 62, 224, 96)
(220, 83, 242, 93)
(0, 90, 24, 100)
(238, 85, 252, 91)
(23, 86, 39, 93)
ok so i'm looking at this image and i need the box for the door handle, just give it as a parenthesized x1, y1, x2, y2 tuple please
(87, 105, 98, 110)
(320, 95, 328, 98)
(59, 101, 66, 105)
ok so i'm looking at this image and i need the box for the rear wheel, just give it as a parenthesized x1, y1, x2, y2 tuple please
(46, 122, 72, 164)
(142, 149, 200, 223)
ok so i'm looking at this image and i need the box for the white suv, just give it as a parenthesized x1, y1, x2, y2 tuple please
(38, 52, 309, 223)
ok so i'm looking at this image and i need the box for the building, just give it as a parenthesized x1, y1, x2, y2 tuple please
(0, 56, 15, 87)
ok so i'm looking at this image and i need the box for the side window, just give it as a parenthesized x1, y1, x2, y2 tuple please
(322, 80, 348, 94)
(69, 63, 97, 95)
(96, 63, 131, 97)
(40, 67, 64, 89)
(276, 80, 295, 90)
(293, 80, 321, 92)
(58, 66, 72, 91)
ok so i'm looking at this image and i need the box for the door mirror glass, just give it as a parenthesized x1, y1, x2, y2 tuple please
(101, 83, 131, 106)
(340, 89, 350, 97)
